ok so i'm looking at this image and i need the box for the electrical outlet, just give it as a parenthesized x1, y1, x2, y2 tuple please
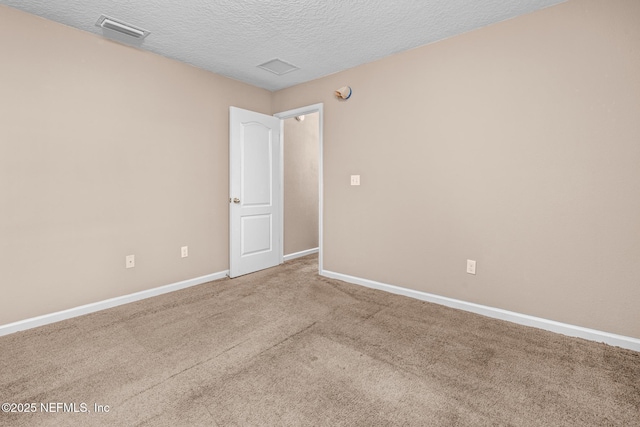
(350, 175, 360, 186)
(466, 259, 476, 275)
(181, 246, 188, 258)
(126, 254, 135, 269)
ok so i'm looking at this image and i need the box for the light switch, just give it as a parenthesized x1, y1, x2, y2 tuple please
(350, 175, 360, 186)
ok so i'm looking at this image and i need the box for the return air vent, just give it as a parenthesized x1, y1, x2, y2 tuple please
(96, 15, 150, 39)
(257, 59, 300, 76)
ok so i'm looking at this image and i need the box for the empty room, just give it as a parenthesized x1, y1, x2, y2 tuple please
(1, 0, 638, 426)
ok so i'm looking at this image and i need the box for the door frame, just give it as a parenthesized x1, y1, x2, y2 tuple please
(274, 103, 324, 274)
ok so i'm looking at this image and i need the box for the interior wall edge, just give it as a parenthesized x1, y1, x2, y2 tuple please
(0, 270, 229, 338)
(321, 269, 640, 352)
(283, 248, 319, 262)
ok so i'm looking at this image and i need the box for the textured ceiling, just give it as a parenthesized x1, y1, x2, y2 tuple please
(1, 0, 566, 91)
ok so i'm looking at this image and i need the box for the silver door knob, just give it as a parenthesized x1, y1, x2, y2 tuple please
(233, 198, 240, 204)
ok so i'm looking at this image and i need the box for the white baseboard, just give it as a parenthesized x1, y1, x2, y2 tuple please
(321, 270, 640, 353)
(284, 247, 319, 262)
(0, 270, 229, 337)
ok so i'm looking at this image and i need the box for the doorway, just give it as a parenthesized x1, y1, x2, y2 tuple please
(275, 104, 323, 274)
(229, 104, 323, 278)
(282, 112, 319, 260)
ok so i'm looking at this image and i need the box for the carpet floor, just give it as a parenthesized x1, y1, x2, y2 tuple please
(0, 254, 638, 426)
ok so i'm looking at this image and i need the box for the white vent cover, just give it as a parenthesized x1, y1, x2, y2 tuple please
(257, 59, 300, 76)
(96, 15, 150, 39)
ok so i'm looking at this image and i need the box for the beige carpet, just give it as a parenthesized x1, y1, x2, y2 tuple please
(0, 255, 638, 426)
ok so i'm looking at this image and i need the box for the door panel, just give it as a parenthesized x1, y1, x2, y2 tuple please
(229, 107, 281, 278)
(241, 214, 272, 255)
(242, 123, 272, 206)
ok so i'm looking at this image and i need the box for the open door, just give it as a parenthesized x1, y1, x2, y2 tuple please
(229, 107, 282, 278)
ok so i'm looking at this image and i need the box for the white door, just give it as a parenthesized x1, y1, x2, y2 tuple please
(229, 107, 282, 278)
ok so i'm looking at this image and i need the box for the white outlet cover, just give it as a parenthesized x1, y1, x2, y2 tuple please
(126, 254, 135, 269)
(350, 175, 361, 186)
(466, 259, 476, 275)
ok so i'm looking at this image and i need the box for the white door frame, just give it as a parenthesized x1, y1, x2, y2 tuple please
(274, 103, 324, 274)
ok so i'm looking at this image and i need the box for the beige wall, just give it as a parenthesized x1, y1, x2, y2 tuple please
(273, 0, 640, 339)
(283, 113, 319, 255)
(2, 0, 639, 340)
(0, 6, 271, 325)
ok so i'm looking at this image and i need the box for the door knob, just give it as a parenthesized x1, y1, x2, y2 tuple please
(233, 198, 240, 204)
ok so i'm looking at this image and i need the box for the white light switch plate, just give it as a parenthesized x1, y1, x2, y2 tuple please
(350, 175, 360, 186)
(181, 246, 188, 258)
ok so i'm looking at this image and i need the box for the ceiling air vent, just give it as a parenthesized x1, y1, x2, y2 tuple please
(95, 15, 150, 39)
(257, 59, 300, 76)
